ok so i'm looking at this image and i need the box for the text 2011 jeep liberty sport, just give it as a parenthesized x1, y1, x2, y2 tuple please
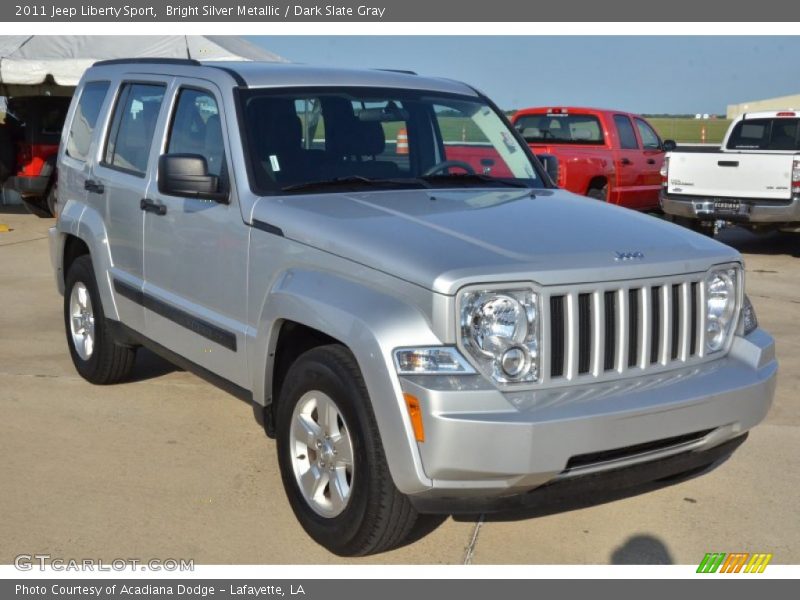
(50, 59, 777, 556)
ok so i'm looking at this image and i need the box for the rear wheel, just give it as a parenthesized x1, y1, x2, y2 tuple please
(673, 216, 715, 237)
(21, 198, 51, 218)
(64, 255, 136, 384)
(586, 184, 608, 202)
(276, 344, 417, 555)
(46, 183, 58, 217)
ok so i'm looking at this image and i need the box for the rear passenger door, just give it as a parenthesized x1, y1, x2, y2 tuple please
(94, 78, 169, 332)
(142, 82, 249, 387)
(612, 114, 646, 209)
(60, 80, 111, 220)
(633, 117, 665, 209)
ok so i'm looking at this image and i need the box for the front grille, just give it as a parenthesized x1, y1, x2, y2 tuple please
(544, 275, 706, 383)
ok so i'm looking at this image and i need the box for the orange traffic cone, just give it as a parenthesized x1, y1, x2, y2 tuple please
(396, 128, 409, 155)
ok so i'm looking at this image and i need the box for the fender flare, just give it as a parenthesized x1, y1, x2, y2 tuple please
(252, 269, 441, 494)
(57, 200, 120, 321)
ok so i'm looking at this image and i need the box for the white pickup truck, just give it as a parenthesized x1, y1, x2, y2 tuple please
(660, 110, 800, 234)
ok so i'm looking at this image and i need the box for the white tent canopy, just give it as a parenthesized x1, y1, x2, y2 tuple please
(0, 35, 285, 90)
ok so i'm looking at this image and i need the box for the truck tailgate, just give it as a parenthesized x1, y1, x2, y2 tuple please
(667, 152, 795, 200)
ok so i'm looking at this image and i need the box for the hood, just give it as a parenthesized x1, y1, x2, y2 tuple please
(251, 188, 740, 295)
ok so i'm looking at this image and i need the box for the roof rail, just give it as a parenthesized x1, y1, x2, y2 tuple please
(92, 58, 202, 67)
(374, 69, 417, 75)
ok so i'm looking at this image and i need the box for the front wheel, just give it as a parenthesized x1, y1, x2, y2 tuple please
(276, 345, 417, 555)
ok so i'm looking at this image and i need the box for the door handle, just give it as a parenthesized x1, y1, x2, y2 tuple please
(620, 158, 632, 166)
(647, 158, 656, 165)
(84, 180, 104, 194)
(140, 198, 167, 216)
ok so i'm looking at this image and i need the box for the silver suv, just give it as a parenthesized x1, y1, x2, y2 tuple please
(50, 59, 777, 555)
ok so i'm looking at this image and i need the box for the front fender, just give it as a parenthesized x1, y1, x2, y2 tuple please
(253, 269, 442, 495)
(57, 199, 119, 321)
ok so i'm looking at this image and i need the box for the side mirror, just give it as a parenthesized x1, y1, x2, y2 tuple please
(158, 154, 227, 202)
(662, 139, 677, 152)
(537, 153, 559, 185)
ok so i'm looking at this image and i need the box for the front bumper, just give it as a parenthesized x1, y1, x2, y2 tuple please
(660, 191, 800, 223)
(401, 329, 776, 507)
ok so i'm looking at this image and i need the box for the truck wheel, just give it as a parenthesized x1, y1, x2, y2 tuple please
(46, 184, 58, 217)
(64, 255, 137, 384)
(587, 184, 608, 201)
(673, 216, 715, 237)
(21, 198, 52, 218)
(276, 344, 418, 556)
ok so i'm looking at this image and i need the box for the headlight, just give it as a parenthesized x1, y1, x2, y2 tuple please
(459, 288, 539, 383)
(739, 294, 758, 336)
(704, 266, 740, 353)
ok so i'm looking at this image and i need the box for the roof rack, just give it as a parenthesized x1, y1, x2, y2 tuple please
(93, 58, 202, 67)
(374, 69, 417, 75)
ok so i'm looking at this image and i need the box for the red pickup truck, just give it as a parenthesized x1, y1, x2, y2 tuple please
(511, 107, 674, 211)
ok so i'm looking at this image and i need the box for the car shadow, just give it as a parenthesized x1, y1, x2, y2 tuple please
(0, 204, 30, 215)
(127, 347, 181, 382)
(715, 227, 799, 258)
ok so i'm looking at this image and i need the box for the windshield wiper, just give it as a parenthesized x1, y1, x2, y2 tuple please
(420, 173, 531, 189)
(281, 175, 429, 193)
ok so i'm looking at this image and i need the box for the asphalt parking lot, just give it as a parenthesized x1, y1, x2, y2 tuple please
(1, 207, 798, 565)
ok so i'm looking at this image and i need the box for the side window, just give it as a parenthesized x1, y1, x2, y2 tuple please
(635, 118, 661, 150)
(104, 82, 166, 176)
(614, 115, 639, 150)
(167, 88, 225, 177)
(66, 81, 110, 161)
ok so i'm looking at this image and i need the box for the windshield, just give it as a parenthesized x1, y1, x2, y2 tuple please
(238, 87, 545, 194)
(727, 118, 800, 151)
(514, 113, 605, 145)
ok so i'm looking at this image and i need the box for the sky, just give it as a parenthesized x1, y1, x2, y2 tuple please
(249, 36, 800, 114)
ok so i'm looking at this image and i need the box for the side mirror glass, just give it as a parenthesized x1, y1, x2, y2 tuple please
(158, 154, 227, 202)
(662, 139, 677, 152)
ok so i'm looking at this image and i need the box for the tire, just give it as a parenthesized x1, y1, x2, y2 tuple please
(673, 216, 714, 237)
(276, 344, 417, 556)
(21, 198, 52, 218)
(586, 184, 608, 202)
(64, 255, 137, 384)
(46, 183, 58, 217)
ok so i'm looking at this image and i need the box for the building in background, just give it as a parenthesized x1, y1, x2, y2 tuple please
(727, 93, 800, 118)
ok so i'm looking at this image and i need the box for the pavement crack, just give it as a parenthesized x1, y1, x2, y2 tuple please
(462, 513, 485, 565)
(0, 235, 49, 248)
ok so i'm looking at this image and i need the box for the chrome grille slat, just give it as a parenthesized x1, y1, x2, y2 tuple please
(566, 292, 580, 380)
(679, 282, 691, 361)
(660, 284, 671, 365)
(616, 288, 628, 372)
(545, 275, 706, 385)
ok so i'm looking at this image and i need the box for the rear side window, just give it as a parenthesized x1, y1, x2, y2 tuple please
(104, 82, 166, 176)
(614, 115, 639, 149)
(727, 118, 800, 150)
(167, 88, 225, 177)
(66, 81, 110, 161)
(634, 118, 661, 150)
(515, 114, 604, 145)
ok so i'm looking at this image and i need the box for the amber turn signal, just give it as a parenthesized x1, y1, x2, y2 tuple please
(403, 393, 425, 443)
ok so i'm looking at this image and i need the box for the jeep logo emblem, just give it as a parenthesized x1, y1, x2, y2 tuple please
(614, 251, 644, 261)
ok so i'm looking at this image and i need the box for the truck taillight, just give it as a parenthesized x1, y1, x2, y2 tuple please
(793, 159, 800, 193)
(660, 157, 669, 187)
